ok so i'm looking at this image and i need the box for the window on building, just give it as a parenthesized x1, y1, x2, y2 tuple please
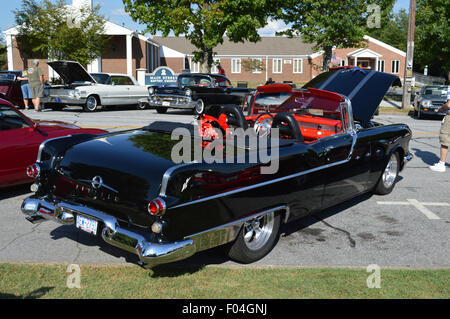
(378, 60, 385, 72)
(273, 58, 282, 73)
(253, 58, 263, 73)
(190, 59, 200, 73)
(293, 58, 303, 73)
(211, 58, 220, 73)
(232, 58, 241, 73)
(391, 60, 400, 74)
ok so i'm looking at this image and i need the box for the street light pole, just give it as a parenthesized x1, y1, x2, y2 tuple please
(402, 0, 416, 109)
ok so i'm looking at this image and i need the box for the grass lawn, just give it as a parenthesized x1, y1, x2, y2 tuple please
(0, 263, 448, 299)
(378, 106, 414, 115)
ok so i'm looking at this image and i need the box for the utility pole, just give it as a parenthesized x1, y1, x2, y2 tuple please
(402, 0, 416, 109)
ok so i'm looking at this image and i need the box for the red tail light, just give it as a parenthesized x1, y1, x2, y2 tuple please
(26, 164, 41, 178)
(147, 197, 166, 216)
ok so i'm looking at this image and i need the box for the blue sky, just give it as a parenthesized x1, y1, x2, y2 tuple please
(1, 0, 411, 37)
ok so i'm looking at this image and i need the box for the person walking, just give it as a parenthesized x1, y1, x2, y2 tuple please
(27, 59, 45, 112)
(429, 86, 450, 172)
(16, 70, 32, 109)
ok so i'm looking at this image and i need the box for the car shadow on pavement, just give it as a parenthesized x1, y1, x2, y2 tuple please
(281, 192, 373, 239)
(48, 192, 386, 277)
(0, 184, 32, 200)
(50, 225, 141, 264)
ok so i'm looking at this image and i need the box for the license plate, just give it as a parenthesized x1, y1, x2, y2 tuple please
(53, 97, 61, 103)
(76, 215, 98, 235)
(162, 101, 170, 106)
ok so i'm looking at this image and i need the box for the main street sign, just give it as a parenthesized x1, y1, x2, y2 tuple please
(145, 66, 178, 87)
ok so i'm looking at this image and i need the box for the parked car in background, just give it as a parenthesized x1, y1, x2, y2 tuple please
(147, 73, 253, 115)
(21, 67, 412, 268)
(0, 98, 106, 188)
(0, 71, 25, 108)
(43, 61, 149, 112)
(413, 85, 449, 119)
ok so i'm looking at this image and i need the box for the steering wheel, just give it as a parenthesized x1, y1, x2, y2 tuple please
(271, 113, 304, 142)
(218, 105, 248, 130)
(254, 112, 274, 137)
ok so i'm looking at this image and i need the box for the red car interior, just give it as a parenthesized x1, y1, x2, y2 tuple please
(200, 84, 347, 143)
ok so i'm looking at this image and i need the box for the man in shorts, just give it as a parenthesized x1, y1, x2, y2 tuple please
(27, 59, 45, 112)
(17, 70, 32, 109)
(429, 85, 450, 172)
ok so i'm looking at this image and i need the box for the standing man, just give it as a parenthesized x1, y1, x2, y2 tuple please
(429, 85, 450, 172)
(27, 59, 45, 112)
(16, 70, 32, 110)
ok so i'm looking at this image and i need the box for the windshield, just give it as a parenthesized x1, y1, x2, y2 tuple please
(0, 104, 31, 131)
(423, 86, 447, 96)
(251, 89, 345, 122)
(91, 73, 112, 85)
(211, 76, 231, 88)
(178, 75, 213, 88)
(0, 74, 16, 82)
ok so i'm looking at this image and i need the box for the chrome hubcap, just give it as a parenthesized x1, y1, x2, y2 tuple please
(382, 155, 398, 188)
(195, 100, 204, 114)
(87, 97, 97, 110)
(243, 212, 274, 251)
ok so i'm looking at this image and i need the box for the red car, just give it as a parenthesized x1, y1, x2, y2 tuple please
(0, 98, 106, 188)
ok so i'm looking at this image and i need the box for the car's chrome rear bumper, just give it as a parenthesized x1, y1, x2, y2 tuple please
(21, 197, 196, 268)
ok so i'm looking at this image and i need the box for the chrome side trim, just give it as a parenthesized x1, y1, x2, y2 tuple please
(184, 205, 288, 252)
(159, 163, 196, 197)
(37, 135, 73, 163)
(170, 158, 351, 209)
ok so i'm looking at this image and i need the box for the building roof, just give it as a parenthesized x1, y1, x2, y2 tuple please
(152, 36, 316, 57)
(153, 35, 406, 59)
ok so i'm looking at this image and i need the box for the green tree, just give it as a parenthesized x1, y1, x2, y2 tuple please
(414, 0, 449, 77)
(122, 0, 275, 73)
(0, 37, 7, 70)
(14, 0, 108, 67)
(366, 8, 408, 52)
(276, 0, 395, 71)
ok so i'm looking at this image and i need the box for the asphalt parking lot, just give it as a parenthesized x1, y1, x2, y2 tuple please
(0, 107, 448, 268)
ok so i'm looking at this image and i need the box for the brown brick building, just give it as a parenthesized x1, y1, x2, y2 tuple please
(4, 1, 161, 81)
(154, 35, 406, 84)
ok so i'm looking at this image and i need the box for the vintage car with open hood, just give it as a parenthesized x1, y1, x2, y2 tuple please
(21, 67, 412, 268)
(43, 61, 149, 112)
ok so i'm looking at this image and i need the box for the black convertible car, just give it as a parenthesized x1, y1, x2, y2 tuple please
(21, 67, 412, 268)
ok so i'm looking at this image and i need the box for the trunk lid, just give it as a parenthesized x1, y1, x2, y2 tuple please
(304, 67, 401, 125)
(52, 129, 180, 226)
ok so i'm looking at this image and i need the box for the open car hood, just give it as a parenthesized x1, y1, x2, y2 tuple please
(47, 61, 97, 84)
(303, 67, 401, 125)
